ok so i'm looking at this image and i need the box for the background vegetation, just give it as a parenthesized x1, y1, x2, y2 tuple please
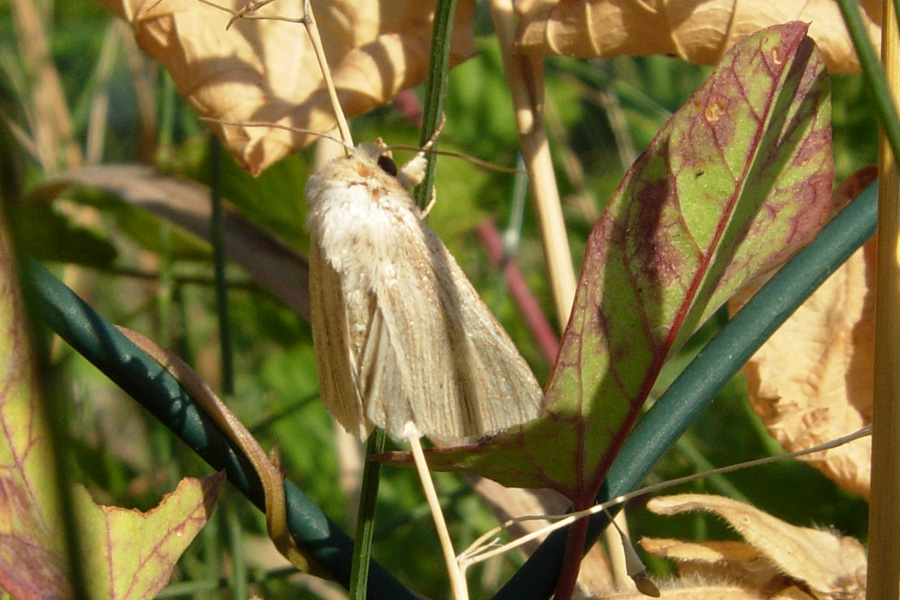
(0, 1, 879, 597)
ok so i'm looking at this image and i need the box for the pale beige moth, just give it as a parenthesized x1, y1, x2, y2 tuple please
(305, 142, 543, 443)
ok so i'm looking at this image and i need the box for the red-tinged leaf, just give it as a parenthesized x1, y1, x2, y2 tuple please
(0, 211, 224, 600)
(383, 22, 833, 499)
(0, 218, 70, 598)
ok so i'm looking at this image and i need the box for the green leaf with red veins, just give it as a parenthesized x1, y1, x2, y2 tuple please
(390, 22, 832, 499)
(0, 211, 224, 600)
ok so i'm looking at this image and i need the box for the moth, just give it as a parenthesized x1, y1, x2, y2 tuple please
(305, 141, 544, 443)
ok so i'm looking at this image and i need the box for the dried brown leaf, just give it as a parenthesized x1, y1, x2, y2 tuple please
(98, 0, 476, 174)
(516, 0, 881, 73)
(743, 242, 874, 498)
(731, 168, 877, 499)
(646, 494, 866, 600)
(595, 582, 767, 599)
(772, 589, 817, 600)
(640, 538, 783, 592)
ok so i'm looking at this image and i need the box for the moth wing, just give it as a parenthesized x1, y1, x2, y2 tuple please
(442, 253, 545, 435)
(308, 240, 372, 438)
(368, 217, 543, 442)
(432, 234, 545, 437)
(355, 298, 407, 430)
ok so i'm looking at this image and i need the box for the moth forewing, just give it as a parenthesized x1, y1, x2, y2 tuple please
(307, 239, 370, 439)
(305, 144, 543, 443)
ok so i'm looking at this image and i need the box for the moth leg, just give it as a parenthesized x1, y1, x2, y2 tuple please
(421, 113, 447, 153)
(421, 187, 438, 218)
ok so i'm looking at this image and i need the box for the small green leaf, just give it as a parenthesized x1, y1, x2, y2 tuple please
(77, 474, 224, 600)
(403, 22, 833, 500)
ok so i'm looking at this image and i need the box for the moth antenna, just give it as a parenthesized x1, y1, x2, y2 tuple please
(383, 144, 526, 175)
(201, 117, 355, 154)
(299, 0, 354, 152)
(383, 114, 525, 176)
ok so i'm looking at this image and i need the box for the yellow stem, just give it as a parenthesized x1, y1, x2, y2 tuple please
(869, 2, 900, 598)
(408, 436, 469, 600)
(488, 0, 576, 328)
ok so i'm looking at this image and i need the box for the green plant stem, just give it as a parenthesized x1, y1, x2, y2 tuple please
(492, 180, 878, 600)
(553, 516, 588, 600)
(674, 436, 750, 503)
(34, 358, 90, 599)
(349, 430, 386, 600)
(210, 124, 243, 600)
(413, 0, 457, 209)
(156, 566, 298, 597)
(158, 73, 176, 163)
(835, 0, 900, 168)
(225, 498, 248, 600)
(27, 257, 418, 600)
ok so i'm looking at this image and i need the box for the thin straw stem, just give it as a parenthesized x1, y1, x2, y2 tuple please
(868, 2, 900, 597)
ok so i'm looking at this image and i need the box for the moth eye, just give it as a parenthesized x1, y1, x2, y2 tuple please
(377, 155, 399, 177)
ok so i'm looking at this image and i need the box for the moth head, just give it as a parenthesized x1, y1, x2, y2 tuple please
(354, 141, 423, 189)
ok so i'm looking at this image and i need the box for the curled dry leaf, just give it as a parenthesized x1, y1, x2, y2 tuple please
(516, 0, 882, 73)
(642, 494, 866, 600)
(35, 165, 312, 318)
(731, 167, 878, 499)
(98, 0, 476, 175)
(640, 538, 786, 593)
(597, 582, 767, 599)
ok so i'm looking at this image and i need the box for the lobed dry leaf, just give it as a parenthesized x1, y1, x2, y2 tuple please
(97, 0, 476, 175)
(642, 494, 866, 600)
(589, 580, 767, 599)
(731, 167, 878, 499)
(640, 538, 782, 589)
(516, 0, 882, 73)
